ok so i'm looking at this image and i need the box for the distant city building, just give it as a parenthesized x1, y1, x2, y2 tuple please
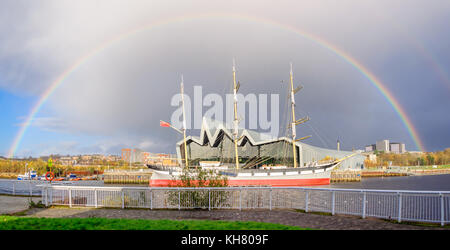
(121, 148, 132, 162)
(376, 140, 390, 153)
(121, 148, 143, 163)
(146, 153, 178, 166)
(365, 139, 407, 154)
(121, 148, 177, 165)
(133, 148, 144, 163)
(389, 142, 406, 154)
(104, 155, 119, 162)
(365, 144, 376, 152)
(38, 154, 120, 165)
(81, 155, 92, 161)
(59, 156, 73, 165)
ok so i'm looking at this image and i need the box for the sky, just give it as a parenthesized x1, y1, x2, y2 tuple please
(0, 0, 449, 157)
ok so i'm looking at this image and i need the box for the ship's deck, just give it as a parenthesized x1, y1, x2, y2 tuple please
(147, 162, 337, 176)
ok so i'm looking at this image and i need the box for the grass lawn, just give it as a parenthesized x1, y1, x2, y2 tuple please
(0, 216, 307, 230)
(410, 164, 450, 170)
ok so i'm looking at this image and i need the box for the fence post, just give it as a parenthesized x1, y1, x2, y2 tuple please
(41, 186, 45, 205)
(440, 193, 444, 226)
(178, 188, 181, 210)
(239, 188, 242, 211)
(121, 189, 124, 209)
(208, 188, 211, 211)
(269, 188, 272, 211)
(305, 190, 309, 212)
(150, 189, 153, 210)
(12, 182, 15, 195)
(69, 188, 72, 208)
(45, 186, 49, 207)
(398, 192, 402, 222)
(94, 189, 98, 208)
(362, 191, 366, 219)
(29, 182, 32, 196)
(331, 191, 335, 215)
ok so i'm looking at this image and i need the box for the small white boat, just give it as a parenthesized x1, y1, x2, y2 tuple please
(17, 170, 37, 180)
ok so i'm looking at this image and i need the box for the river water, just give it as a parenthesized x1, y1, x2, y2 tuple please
(2, 174, 450, 195)
(0, 179, 103, 195)
(325, 174, 450, 191)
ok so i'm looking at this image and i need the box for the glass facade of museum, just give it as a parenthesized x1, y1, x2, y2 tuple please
(176, 119, 365, 169)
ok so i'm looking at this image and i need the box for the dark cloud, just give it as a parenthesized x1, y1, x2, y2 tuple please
(1, 1, 449, 156)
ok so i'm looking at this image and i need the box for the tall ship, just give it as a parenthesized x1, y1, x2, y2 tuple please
(148, 62, 361, 187)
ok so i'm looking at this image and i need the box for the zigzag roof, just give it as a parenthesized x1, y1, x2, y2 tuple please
(176, 117, 291, 148)
(176, 117, 360, 157)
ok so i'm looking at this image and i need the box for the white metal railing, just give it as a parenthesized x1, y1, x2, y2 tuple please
(39, 185, 450, 226)
(0, 180, 43, 196)
(103, 168, 153, 173)
(0, 180, 104, 196)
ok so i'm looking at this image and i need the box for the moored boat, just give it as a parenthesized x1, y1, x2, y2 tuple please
(151, 62, 358, 187)
(17, 170, 37, 180)
(148, 162, 339, 187)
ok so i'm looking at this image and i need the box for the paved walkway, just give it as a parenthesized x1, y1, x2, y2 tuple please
(0, 195, 40, 215)
(1, 194, 446, 230)
(23, 207, 447, 230)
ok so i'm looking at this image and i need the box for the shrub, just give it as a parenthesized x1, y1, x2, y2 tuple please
(29, 200, 46, 208)
(167, 168, 229, 209)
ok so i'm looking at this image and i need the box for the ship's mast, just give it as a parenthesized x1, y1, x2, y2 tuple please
(289, 63, 311, 168)
(289, 63, 298, 168)
(233, 60, 240, 170)
(181, 75, 189, 169)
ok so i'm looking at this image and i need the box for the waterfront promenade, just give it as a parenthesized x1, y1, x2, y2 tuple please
(0, 195, 35, 214)
(12, 206, 448, 230)
(1, 194, 449, 230)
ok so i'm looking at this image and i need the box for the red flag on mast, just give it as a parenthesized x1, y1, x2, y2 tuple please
(160, 120, 171, 127)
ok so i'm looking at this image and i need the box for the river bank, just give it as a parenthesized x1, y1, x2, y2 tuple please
(331, 166, 450, 183)
(0, 173, 19, 179)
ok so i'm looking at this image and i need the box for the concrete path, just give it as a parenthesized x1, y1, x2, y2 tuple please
(0, 195, 40, 215)
(23, 207, 448, 230)
(1, 194, 447, 230)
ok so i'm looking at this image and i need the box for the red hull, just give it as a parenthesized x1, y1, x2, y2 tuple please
(150, 178, 330, 187)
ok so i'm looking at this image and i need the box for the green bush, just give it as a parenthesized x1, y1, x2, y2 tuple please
(28, 200, 46, 208)
(167, 168, 230, 208)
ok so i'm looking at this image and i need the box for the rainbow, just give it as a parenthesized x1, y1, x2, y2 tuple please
(410, 39, 450, 91)
(373, 10, 450, 91)
(7, 13, 426, 158)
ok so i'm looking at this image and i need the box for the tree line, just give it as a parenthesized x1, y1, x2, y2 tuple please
(364, 148, 450, 167)
(0, 158, 139, 177)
